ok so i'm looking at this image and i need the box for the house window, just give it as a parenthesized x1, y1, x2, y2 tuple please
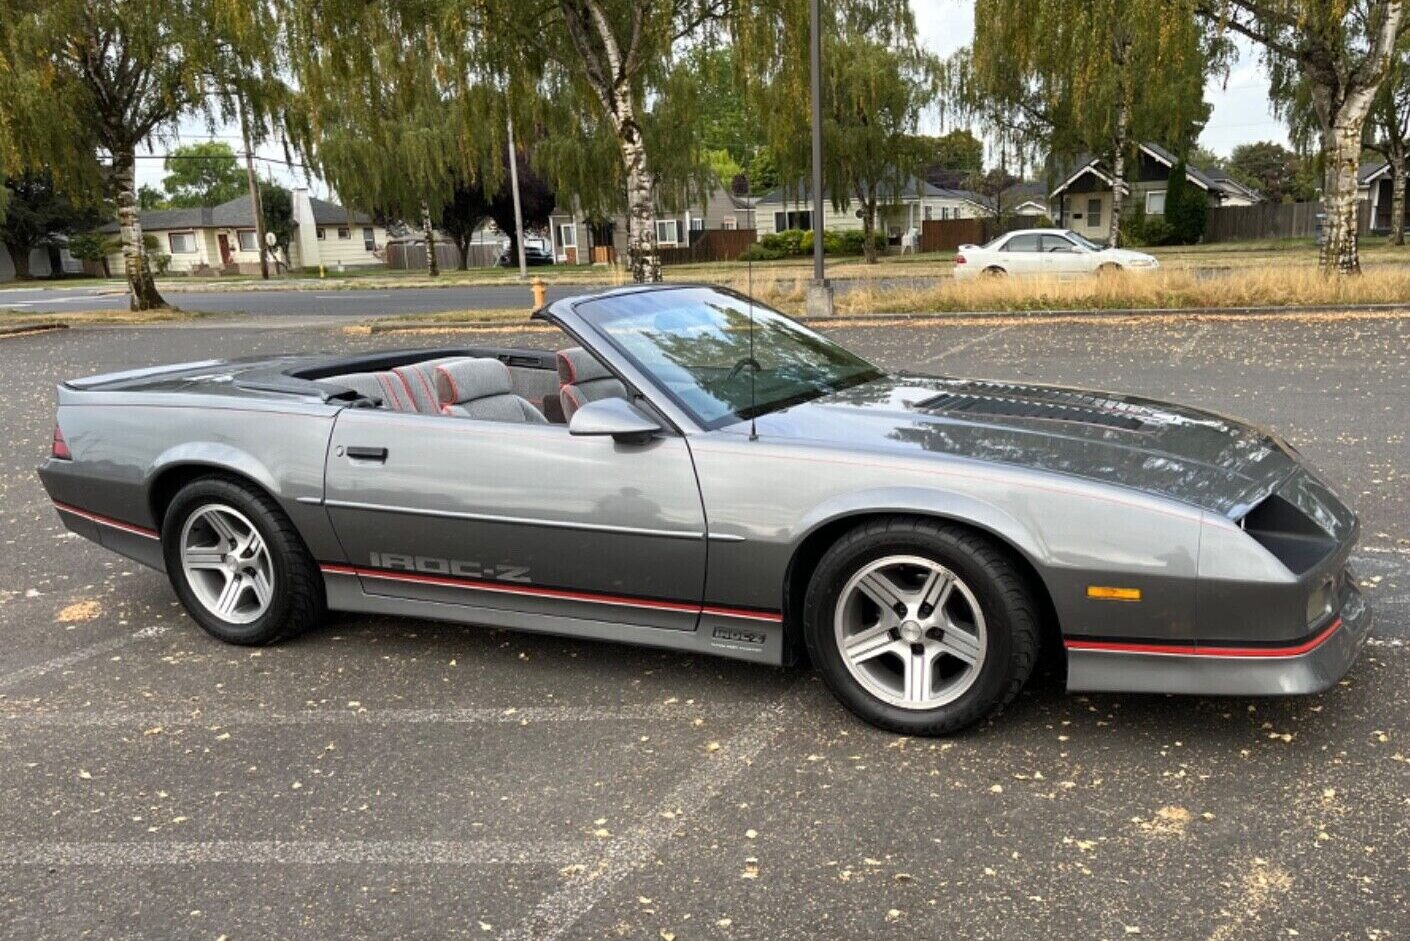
(941, 207, 952, 220)
(1086, 198, 1103, 229)
(316, 227, 326, 240)
(168, 232, 197, 254)
(655, 219, 680, 245)
(689, 217, 704, 232)
(557, 223, 577, 249)
(363, 227, 376, 251)
(773, 210, 811, 232)
(1145, 190, 1167, 215)
(337, 227, 351, 240)
(722, 216, 737, 231)
(923, 206, 932, 221)
(236, 230, 258, 252)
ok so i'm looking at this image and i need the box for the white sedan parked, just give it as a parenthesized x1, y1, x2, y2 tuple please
(953, 228, 1159, 279)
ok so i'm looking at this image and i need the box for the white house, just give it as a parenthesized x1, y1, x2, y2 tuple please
(547, 183, 756, 265)
(98, 189, 388, 275)
(754, 178, 993, 238)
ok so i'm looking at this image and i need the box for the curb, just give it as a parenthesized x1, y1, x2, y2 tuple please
(0, 321, 68, 338)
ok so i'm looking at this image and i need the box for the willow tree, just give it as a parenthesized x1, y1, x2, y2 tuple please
(1195, 1, 1407, 273)
(951, 0, 1214, 246)
(0, 1, 275, 309)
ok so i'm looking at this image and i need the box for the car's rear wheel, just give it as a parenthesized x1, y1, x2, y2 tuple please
(161, 476, 325, 645)
(982, 265, 1006, 277)
(802, 517, 1039, 735)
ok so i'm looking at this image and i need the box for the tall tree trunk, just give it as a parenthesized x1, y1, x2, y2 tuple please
(1320, 119, 1369, 274)
(620, 119, 660, 283)
(421, 203, 440, 277)
(861, 200, 879, 264)
(1390, 150, 1407, 246)
(1108, 105, 1129, 248)
(558, 1, 660, 283)
(457, 234, 471, 270)
(112, 149, 166, 310)
(4, 241, 33, 279)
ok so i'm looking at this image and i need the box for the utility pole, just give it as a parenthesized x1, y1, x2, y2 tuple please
(240, 102, 270, 280)
(805, 0, 834, 317)
(507, 112, 528, 280)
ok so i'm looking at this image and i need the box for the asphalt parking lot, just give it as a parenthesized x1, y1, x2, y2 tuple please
(2, 311, 1408, 940)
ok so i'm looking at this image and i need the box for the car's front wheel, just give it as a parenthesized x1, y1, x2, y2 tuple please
(802, 517, 1039, 735)
(161, 476, 325, 645)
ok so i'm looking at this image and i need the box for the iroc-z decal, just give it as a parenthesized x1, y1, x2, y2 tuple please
(712, 626, 766, 646)
(369, 552, 531, 583)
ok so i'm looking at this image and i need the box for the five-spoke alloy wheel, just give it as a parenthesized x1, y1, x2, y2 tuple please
(180, 505, 275, 625)
(162, 476, 325, 645)
(804, 517, 1040, 735)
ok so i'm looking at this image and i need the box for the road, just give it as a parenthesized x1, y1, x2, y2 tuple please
(1, 312, 1407, 939)
(0, 282, 592, 318)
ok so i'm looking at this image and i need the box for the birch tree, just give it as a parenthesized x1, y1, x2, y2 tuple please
(1366, 43, 1410, 244)
(0, 1, 275, 309)
(1195, 0, 1407, 273)
(950, 0, 1214, 246)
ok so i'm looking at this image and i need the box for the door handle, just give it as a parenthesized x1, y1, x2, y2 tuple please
(346, 446, 388, 463)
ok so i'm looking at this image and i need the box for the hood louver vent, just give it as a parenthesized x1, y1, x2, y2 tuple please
(915, 382, 1152, 432)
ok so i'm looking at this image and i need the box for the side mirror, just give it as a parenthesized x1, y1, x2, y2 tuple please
(568, 397, 662, 443)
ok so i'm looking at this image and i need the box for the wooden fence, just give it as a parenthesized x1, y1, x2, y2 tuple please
(658, 228, 758, 265)
(386, 241, 498, 270)
(919, 216, 1031, 253)
(1203, 200, 1373, 243)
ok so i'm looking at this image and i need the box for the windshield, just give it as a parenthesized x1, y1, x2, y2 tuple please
(578, 287, 883, 429)
(1065, 230, 1105, 251)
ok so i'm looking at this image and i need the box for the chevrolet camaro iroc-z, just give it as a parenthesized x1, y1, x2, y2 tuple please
(38, 285, 1371, 734)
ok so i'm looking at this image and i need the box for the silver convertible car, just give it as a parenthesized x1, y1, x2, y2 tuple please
(38, 285, 1371, 734)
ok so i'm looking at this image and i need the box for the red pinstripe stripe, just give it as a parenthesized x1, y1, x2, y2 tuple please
(1064, 618, 1343, 659)
(53, 501, 159, 539)
(320, 564, 782, 622)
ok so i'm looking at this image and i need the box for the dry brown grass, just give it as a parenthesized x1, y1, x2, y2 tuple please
(737, 266, 1410, 316)
(0, 307, 203, 328)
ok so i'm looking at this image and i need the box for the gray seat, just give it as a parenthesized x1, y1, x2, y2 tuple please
(323, 371, 416, 411)
(393, 357, 466, 414)
(557, 347, 628, 420)
(434, 359, 548, 424)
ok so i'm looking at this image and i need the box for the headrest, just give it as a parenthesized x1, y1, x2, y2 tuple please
(557, 347, 612, 385)
(435, 358, 513, 406)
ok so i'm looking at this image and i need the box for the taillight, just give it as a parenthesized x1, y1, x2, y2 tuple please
(955, 254, 967, 265)
(51, 425, 71, 460)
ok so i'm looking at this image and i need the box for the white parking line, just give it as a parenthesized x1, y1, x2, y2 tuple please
(0, 626, 168, 692)
(504, 680, 806, 941)
(0, 701, 761, 728)
(925, 324, 1015, 363)
(0, 840, 582, 866)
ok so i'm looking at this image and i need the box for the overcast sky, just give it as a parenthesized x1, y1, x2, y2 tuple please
(137, 0, 1293, 196)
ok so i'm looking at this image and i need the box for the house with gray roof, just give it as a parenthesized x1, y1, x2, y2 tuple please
(1049, 142, 1262, 238)
(755, 177, 993, 240)
(98, 189, 388, 275)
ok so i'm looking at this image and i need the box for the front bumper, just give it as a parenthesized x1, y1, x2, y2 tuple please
(1066, 581, 1372, 696)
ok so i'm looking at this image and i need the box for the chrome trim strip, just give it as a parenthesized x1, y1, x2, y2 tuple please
(322, 498, 705, 540)
(295, 496, 324, 505)
(706, 533, 747, 543)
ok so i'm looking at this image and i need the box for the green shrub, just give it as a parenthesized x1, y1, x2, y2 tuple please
(151, 253, 172, 275)
(1165, 158, 1207, 245)
(738, 243, 787, 261)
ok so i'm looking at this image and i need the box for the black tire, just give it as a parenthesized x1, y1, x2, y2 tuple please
(982, 265, 1007, 277)
(161, 476, 326, 645)
(801, 516, 1040, 735)
(1097, 262, 1123, 276)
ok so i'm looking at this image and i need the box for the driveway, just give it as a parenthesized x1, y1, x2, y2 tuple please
(1, 313, 1407, 939)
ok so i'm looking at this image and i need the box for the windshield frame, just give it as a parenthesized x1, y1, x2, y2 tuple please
(571, 286, 884, 432)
